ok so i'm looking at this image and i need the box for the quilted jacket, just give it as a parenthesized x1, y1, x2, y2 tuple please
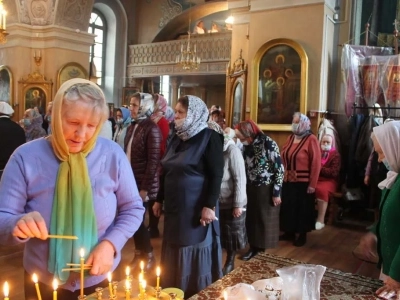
(124, 118, 162, 200)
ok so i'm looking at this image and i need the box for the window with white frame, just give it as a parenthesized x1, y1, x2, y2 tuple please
(88, 10, 107, 87)
(159, 75, 170, 105)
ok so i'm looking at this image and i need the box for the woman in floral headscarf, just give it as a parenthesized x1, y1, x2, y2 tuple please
(153, 95, 224, 298)
(280, 112, 321, 247)
(20, 108, 47, 141)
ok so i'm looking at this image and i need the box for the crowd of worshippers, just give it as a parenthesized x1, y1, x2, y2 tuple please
(0, 84, 399, 299)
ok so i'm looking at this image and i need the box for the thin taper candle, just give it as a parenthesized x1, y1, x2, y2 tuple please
(107, 272, 113, 298)
(52, 279, 58, 300)
(125, 279, 130, 300)
(3, 281, 9, 300)
(80, 248, 85, 298)
(32, 274, 42, 300)
(138, 273, 143, 295)
(156, 266, 161, 289)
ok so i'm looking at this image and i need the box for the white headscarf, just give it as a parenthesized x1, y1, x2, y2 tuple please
(176, 95, 208, 141)
(373, 121, 400, 189)
(0, 102, 13, 115)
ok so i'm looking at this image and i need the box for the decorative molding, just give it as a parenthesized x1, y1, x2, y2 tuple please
(250, 0, 324, 12)
(159, 0, 182, 28)
(127, 61, 228, 78)
(128, 32, 231, 66)
(18, 0, 55, 25)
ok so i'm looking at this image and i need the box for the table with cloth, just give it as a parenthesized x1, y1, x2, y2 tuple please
(188, 252, 382, 300)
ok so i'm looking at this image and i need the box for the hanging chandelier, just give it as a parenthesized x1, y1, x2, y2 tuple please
(0, 0, 8, 44)
(176, 11, 200, 71)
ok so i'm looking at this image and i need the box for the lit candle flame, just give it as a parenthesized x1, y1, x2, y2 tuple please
(125, 266, 130, 276)
(107, 272, 112, 282)
(52, 279, 58, 291)
(139, 273, 143, 282)
(142, 280, 146, 290)
(140, 261, 144, 271)
(223, 290, 227, 300)
(156, 266, 161, 277)
(3, 281, 9, 297)
(125, 279, 130, 290)
(32, 273, 38, 283)
(80, 248, 84, 258)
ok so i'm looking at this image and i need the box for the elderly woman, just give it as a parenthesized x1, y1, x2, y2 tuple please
(235, 120, 284, 261)
(358, 121, 400, 300)
(153, 95, 224, 298)
(208, 121, 247, 275)
(20, 107, 47, 141)
(0, 79, 145, 300)
(280, 112, 321, 247)
(113, 106, 131, 149)
(315, 134, 341, 230)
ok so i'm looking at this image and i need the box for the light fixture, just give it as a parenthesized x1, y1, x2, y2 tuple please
(0, 0, 8, 44)
(225, 15, 234, 24)
(176, 11, 201, 71)
(333, 6, 340, 21)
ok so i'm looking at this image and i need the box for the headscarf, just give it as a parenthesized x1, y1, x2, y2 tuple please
(208, 121, 233, 151)
(175, 95, 208, 141)
(165, 106, 175, 123)
(0, 101, 13, 115)
(23, 109, 45, 141)
(135, 93, 154, 121)
(321, 134, 336, 166)
(117, 107, 131, 127)
(373, 121, 400, 189)
(293, 112, 311, 138)
(48, 78, 107, 283)
(151, 94, 168, 123)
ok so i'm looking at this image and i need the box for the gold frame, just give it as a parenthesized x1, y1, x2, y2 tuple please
(251, 38, 308, 131)
(57, 62, 89, 90)
(0, 65, 13, 107)
(225, 50, 247, 128)
(18, 71, 53, 118)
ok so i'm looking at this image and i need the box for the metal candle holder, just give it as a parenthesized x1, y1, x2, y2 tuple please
(95, 287, 103, 299)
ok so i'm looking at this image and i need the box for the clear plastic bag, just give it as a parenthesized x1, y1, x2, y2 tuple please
(276, 264, 326, 300)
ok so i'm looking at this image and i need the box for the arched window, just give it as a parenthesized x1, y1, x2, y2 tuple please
(88, 9, 107, 87)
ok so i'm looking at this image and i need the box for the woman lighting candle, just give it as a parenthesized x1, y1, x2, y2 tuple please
(52, 279, 58, 300)
(32, 273, 42, 300)
(156, 266, 161, 289)
(3, 281, 9, 300)
(80, 248, 85, 298)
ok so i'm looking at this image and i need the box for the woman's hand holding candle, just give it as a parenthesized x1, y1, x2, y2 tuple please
(12, 212, 48, 240)
(86, 240, 115, 275)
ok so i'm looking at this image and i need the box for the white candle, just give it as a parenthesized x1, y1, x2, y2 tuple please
(3, 281, 9, 300)
(52, 279, 58, 300)
(32, 274, 42, 300)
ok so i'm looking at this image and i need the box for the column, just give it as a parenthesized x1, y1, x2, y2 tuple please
(170, 76, 181, 107)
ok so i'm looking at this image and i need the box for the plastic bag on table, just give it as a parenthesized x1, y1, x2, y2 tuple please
(276, 264, 326, 300)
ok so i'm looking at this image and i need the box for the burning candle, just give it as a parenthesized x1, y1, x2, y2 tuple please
(3, 281, 9, 300)
(52, 279, 58, 300)
(223, 290, 227, 300)
(2, 13, 5, 31)
(125, 266, 130, 280)
(107, 272, 113, 298)
(156, 266, 161, 289)
(125, 279, 130, 300)
(32, 274, 42, 300)
(138, 273, 143, 295)
(141, 280, 146, 297)
(140, 261, 144, 275)
(80, 248, 85, 298)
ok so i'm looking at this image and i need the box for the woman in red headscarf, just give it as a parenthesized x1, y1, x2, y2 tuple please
(314, 134, 341, 230)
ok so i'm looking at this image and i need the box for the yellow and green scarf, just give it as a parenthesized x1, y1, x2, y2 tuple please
(47, 78, 106, 282)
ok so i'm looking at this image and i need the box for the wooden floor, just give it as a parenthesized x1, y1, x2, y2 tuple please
(0, 216, 380, 300)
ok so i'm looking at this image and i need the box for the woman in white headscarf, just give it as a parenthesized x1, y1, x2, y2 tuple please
(358, 121, 400, 300)
(153, 95, 224, 298)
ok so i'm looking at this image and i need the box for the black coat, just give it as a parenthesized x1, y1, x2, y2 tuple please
(0, 116, 26, 170)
